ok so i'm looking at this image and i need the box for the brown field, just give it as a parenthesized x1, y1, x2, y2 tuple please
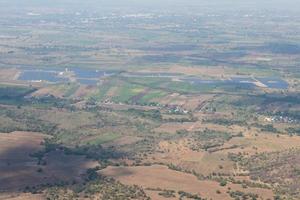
(154, 121, 246, 134)
(0, 193, 43, 200)
(152, 122, 300, 177)
(148, 139, 235, 175)
(159, 94, 214, 111)
(152, 93, 213, 111)
(220, 132, 300, 155)
(0, 131, 47, 191)
(98, 102, 156, 111)
(100, 165, 274, 200)
(154, 122, 195, 133)
(73, 85, 96, 98)
(0, 68, 20, 81)
(31, 86, 64, 98)
(0, 131, 47, 161)
(0, 131, 98, 192)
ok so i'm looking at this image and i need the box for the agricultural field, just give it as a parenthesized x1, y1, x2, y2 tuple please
(0, 1, 300, 200)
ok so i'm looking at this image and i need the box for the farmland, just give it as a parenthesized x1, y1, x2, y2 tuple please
(0, 1, 300, 200)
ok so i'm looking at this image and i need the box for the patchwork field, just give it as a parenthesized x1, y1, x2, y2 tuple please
(0, 1, 300, 199)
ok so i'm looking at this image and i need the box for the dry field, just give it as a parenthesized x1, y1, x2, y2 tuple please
(154, 93, 214, 111)
(154, 122, 195, 133)
(0, 131, 47, 191)
(0, 68, 20, 81)
(219, 132, 300, 155)
(100, 165, 274, 200)
(0, 193, 44, 200)
(148, 139, 235, 175)
(73, 85, 97, 98)
(152, 124, 300, 175)
(0, 131, 97, 193)
(154, 121, 246, 134)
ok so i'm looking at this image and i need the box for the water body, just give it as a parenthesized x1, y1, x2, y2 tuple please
(19, 70, 68, 83)
(182, 77, 287, 89)
(181, 78, 253, 90)
(18, 67, 116, 85)
(72, 68, 115, 79)
(256, 77, 289, 89)
(229, 77, 256, 89)
(182, 78, 220, 84)
(18, 68, 289, 89)
(125, 72, 181, 78)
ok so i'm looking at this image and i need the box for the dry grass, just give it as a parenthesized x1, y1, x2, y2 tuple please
(147, 139, 234, 175)
(154, 93, 214, 111)
(220, 132, 300, 155)
(100, 165, 274, 200)
(155, 121, 246, 134)
(0, 193, 43, 200)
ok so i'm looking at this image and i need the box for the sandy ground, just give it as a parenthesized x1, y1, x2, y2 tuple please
(0, 193, 44, 200)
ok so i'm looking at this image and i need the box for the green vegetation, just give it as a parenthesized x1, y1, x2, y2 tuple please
(84, 133, 121, 145)
(0, 84, 35, 104)
(228, 190, 259, 200)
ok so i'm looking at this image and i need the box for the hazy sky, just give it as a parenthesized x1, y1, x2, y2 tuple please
(1, 0, 299, 12)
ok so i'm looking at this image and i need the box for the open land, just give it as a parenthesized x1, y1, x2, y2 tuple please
(0, 2, 300, 200)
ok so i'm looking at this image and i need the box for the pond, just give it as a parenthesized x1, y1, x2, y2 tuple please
(182, 76, 288, 89)
(256, 77, 289, 89)
(19, 70, 68, 83)
(18, 67, 116, 85)
(72, 68, 115, 79)
(125, 72, 181, 78)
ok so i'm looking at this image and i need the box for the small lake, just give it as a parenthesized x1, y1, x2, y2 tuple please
(18, 67, 289, 89)
(256, 77, 289, 89)
(182, 76, 288, 89)
(18, 67, 116, 85)
(125, 72, 181, 78)
(19, 70, 68, 83)
(72, 68, 115, 79)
